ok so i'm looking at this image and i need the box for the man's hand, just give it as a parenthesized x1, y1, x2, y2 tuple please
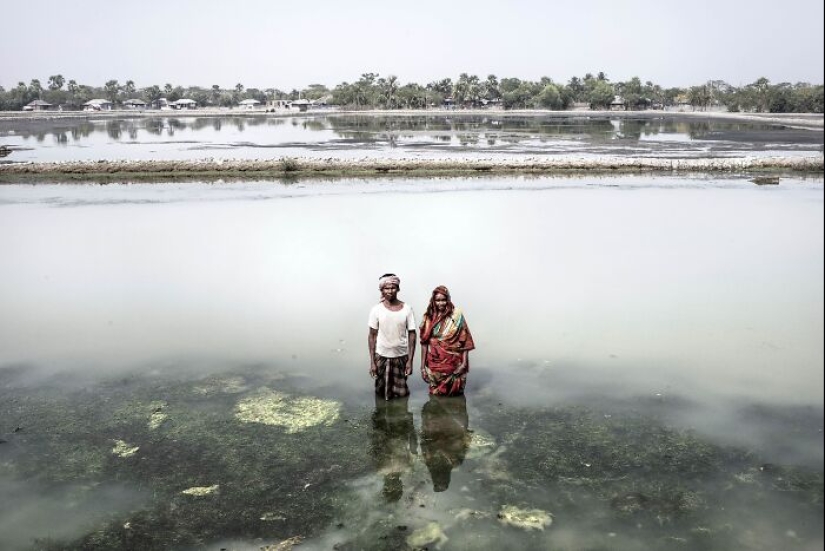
(369, 362, 377, 379)
(405, 359, 413, 377)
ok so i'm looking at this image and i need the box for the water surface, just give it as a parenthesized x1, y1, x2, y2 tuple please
(0, 175, 822, 550)
(1, 114, 822, 163)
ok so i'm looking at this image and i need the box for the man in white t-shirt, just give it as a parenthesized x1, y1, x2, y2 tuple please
(368, 273, 417, 400)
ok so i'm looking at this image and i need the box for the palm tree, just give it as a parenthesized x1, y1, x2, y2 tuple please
(104, 80, 120, 104)
(29, 79, 43, 99)
(383, 75, 399, 109)
(48, 74, 65, 91)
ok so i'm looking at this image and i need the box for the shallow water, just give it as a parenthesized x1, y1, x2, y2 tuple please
(0, 114, 822, 163)
(0, 175, 822, 550)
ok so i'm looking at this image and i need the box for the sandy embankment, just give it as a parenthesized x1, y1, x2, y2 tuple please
(1, 155, 822, 182)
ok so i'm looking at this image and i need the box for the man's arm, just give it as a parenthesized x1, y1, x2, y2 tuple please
(405, 330, 416, 376)
(368, 327, 378, 378)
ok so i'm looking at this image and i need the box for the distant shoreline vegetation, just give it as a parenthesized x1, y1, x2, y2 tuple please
(1, 73, 823, 113)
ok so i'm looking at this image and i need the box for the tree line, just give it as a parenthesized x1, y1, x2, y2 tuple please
(1, 73, 822, 113)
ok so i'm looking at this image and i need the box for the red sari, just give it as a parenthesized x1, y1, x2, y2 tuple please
(420, 308, 475, 396)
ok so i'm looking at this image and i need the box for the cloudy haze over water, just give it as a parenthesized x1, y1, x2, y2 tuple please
(1, 0, 823, 91)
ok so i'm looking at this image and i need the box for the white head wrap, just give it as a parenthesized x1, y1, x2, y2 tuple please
(378, 275, 401, 290)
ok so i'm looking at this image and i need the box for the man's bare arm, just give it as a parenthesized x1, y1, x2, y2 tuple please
(368, 327, 378, 378)
(405, 330, 416, 376)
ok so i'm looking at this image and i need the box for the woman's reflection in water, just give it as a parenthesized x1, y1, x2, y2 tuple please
(370, 396, 418, 503)
(421, 395, 470, 492)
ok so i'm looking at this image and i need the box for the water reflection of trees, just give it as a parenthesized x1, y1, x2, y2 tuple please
(144, 119, 164, 135)
(1, 115, 767, 147)
(327, 115, 620, 143)
(106, 121, 123, 140)
(301, 119, 327, 132)
(688, 122, 712, 139)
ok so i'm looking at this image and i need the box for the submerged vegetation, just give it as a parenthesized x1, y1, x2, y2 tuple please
(0, 363, 821, 550)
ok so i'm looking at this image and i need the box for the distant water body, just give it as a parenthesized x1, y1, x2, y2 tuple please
(1, 114, 822, 164)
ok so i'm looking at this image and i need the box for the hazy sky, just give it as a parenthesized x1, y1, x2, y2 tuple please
(2, 0, 823, 91)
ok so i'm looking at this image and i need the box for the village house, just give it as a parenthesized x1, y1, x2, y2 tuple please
(151, 98, 171, 110)
(83, 99, 113, 111)
(266, 99, 292, 110)
(291, 98, 310, 112)
(238, 98, 261, 110)
(23, 99, 53, 111)
(123, 98, 147, 110)
(172, 99, 197, 110)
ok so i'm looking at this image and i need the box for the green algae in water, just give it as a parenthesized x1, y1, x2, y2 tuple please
(180, 484, 219, 496)
(406, 521, 449, 548)
(234, 388, 341, 432)
(1, 364, 822, 551)
(496, 505, 553, 531)
(111, 440, 139, 458)
(0, 367, 372, 550)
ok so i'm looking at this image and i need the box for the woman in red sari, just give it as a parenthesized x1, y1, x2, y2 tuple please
(419, 286, 476, 396)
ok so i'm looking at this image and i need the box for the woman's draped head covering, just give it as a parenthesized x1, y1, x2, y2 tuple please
(425, 285, 454, 321)
(378, 274, 401, 291)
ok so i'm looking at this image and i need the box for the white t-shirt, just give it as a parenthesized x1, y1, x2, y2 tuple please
(368, 302, 416, 358)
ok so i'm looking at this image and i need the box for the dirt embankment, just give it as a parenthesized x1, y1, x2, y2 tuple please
(1, 155, 822, 183)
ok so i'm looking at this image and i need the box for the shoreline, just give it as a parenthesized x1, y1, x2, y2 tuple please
(1, 155, 822, 184)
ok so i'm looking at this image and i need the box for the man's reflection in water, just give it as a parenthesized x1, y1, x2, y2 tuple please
(421, 395, 470, 492)
(370, 396, 418, 502)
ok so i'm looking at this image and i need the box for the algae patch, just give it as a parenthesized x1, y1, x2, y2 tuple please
(235, 388, 341, 433)
(181, 484, 220, 496)
(406, 522, 448, 548)
(497, 505, 553, 531)
(193, 375, 250, 396)
(112, 440, 139, 458)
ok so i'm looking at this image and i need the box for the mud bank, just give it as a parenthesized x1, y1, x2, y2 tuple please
(1, 155, 822, 183)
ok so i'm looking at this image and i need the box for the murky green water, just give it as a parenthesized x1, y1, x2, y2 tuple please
(0, 175, 822, 550)
(1, 114, 822, 163)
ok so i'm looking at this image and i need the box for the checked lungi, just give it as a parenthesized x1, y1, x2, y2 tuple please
(374, 354, 410, 400)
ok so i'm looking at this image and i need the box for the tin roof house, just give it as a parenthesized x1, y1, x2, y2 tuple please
(23, 100, 53, 111)
(84, 99, 113, 111)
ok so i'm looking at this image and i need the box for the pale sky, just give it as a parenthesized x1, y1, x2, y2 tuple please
(2, 0, 823, 91)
